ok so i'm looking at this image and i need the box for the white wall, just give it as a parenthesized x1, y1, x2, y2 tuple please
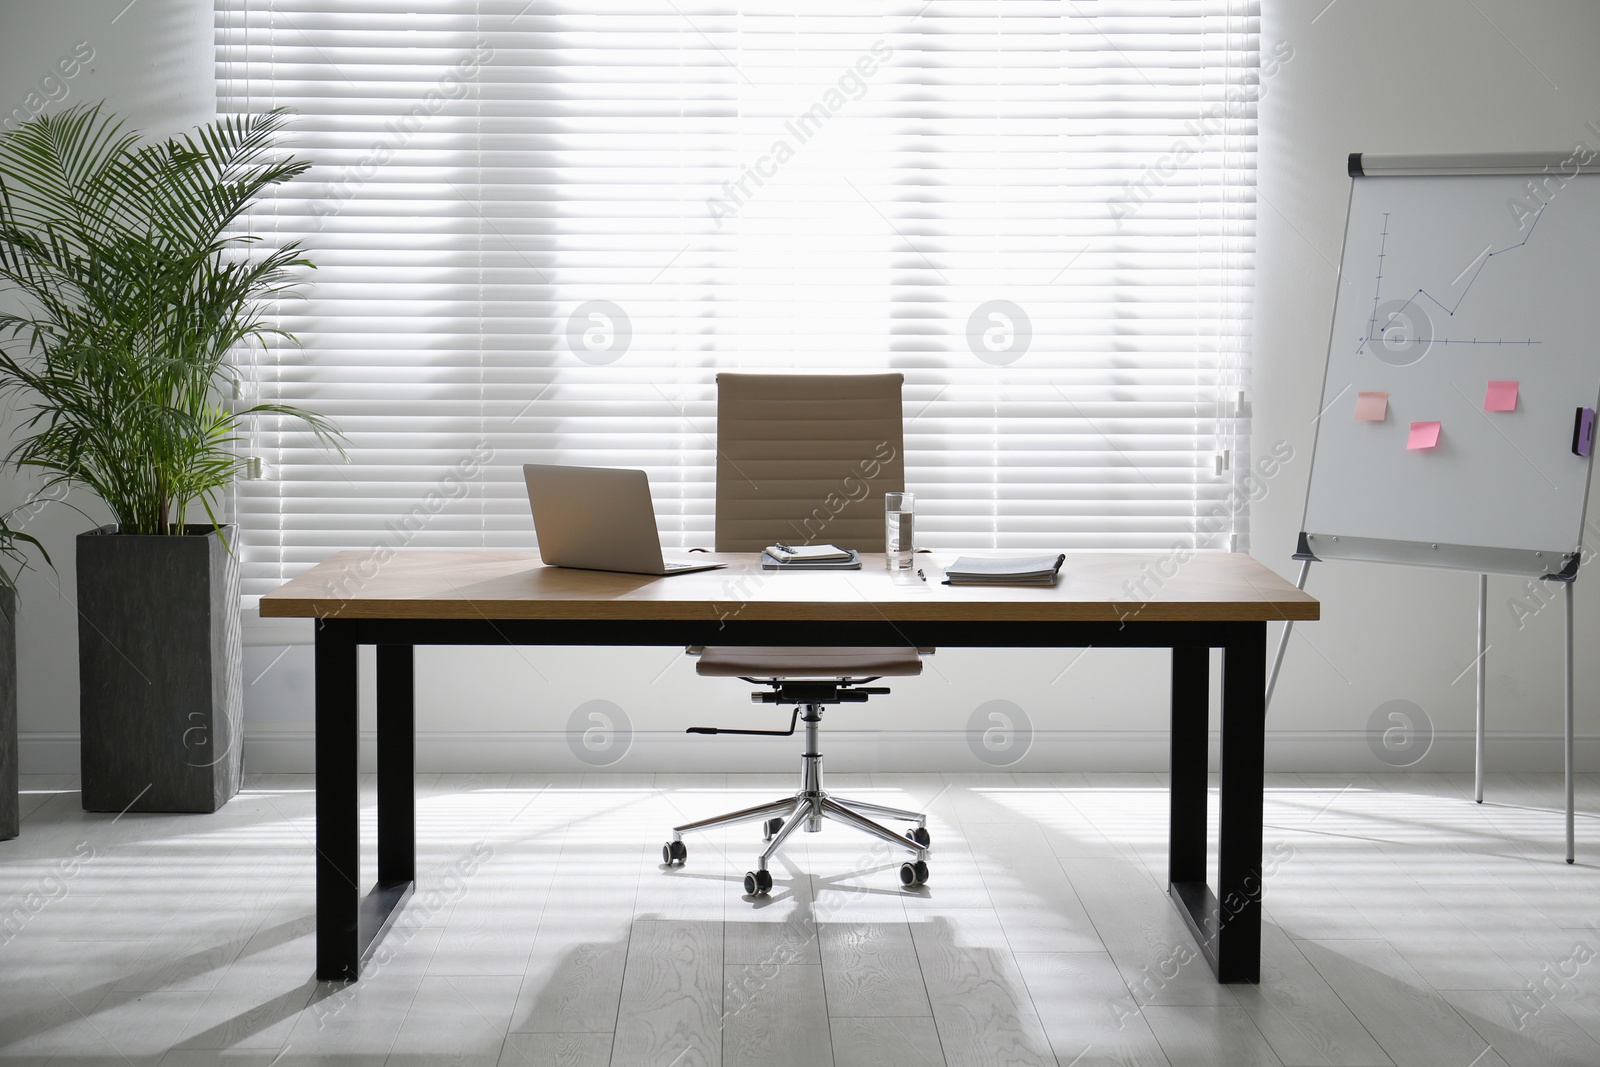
(7, 0, 1600, 777)
(1253, 0, 1600, 769)
(0, 0, 218, 767)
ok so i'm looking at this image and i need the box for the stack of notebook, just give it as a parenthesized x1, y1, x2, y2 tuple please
(761, 543, 861, 569)
(942, 553, 1066, 586)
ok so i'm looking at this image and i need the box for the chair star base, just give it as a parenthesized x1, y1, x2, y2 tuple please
(663, 703, 931, 893)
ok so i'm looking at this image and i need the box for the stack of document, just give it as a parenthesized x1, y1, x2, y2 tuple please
(761, 543, 861, 569)
(942, 553, 1066, 586)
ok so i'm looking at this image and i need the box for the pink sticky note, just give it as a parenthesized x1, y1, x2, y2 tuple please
(1484, 380, 1519, 412)
(1354, 391, 1389, 421)
(1407, 421, 1441, 450)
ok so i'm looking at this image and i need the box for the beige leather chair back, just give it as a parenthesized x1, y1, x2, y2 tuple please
(715, 372, 906, 553)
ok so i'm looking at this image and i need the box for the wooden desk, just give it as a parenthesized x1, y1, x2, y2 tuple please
(262, 549, 1318, 983)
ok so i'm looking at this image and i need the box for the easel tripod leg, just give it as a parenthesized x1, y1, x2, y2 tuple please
(1566, 581, 1575, 865)
(1265, 559, 1312, 711)
(1475, 574, 1487, 804)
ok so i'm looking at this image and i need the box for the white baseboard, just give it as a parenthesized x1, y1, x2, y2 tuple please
(19, 729, 1600, 775)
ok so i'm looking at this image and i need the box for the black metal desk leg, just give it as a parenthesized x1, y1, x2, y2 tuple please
(1216, 622, 1266, 983)
(315, 621, 361, 981)
(1169, 646, 1209, 885)
(377, 645, 416, 886)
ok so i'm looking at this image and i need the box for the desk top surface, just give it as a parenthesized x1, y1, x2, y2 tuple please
(259, 550, 1319, 624)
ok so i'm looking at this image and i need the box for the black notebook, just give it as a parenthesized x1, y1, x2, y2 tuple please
(761, 547, 861, 570)
(941, 553, 1065, 585)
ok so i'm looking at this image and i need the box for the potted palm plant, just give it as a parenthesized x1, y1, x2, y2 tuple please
(0, 516, 48, 837)
(0, 104, 337, 813)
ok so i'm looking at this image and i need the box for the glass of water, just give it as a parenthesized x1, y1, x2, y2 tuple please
(885, 492, 914, 570)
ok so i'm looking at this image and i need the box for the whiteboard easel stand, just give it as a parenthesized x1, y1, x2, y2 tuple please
(1566, 579, 1576, 863)
(1281, 149, 1600, 865)
(1265, 551, 1578, 864)
(1263, 559, 1312, 708)
(1475, 574, 1486, 804)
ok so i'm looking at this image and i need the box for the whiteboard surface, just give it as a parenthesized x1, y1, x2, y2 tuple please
(1301, 170, 1600, 575)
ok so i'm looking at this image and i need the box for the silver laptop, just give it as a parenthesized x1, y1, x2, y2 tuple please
(523, 464, 727, 576)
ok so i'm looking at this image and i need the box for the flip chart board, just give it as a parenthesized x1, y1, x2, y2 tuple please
(1298, 152, 1600, 578)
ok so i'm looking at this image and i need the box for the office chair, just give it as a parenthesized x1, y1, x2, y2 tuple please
(661, 372, 932, 894)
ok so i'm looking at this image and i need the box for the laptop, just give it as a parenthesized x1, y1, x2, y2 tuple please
(523, 463, 727, 576)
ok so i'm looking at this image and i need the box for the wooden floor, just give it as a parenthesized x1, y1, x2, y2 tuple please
(3, 770, 1600, 1065)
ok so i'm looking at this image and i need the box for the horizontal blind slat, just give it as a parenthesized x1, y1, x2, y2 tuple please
(218, 0, 1258, 595)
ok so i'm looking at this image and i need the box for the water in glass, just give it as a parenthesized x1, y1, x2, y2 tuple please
(885, 493, 914, 570)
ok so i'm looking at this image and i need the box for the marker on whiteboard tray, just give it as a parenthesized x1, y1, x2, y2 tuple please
(1573, 407, 1596, 457)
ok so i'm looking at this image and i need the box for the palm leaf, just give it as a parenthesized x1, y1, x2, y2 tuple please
(0, 102, 339, 537)
(0, 518, 51, 600)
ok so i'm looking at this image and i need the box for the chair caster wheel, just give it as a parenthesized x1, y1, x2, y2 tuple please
(763, 817, 784, 841)
(663, 840, 687, 865)
(899, 860, 929, 887)
(906, 826, 931, 848)
(744, 869, 773, 895)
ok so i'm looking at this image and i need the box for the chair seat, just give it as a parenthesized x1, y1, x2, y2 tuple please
(696, 645, 923, 678)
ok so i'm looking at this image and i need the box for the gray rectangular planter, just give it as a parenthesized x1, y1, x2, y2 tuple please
(77, 525, 242, 813)
(1, 587, 15, 839)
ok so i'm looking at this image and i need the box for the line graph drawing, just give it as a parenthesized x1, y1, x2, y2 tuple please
(1358, 205, 1545, 362)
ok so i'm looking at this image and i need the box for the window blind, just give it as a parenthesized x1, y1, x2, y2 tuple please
(216, 0, 1259, 598)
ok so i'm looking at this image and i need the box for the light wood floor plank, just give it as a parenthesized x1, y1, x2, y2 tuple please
(1141, 1004, 1283, 1067)
(1413, 883, 1583, 987)
(723, 963, 834, 1067)
(643, 774, 743, 921)
(966, 821, 1103, 953)
(1530, 966, 1600, 1049)
(819, 922, 932, 1018)
(1437, 987, 1600, 1067)
(509, 921, 633, 1035)
(428, 865, 552, 976)
(34, 989, 210, 1064)
(278, 972, 424, 1059)
(509, 824, 642, 1035)
(1012, 950, 1173, 1067)
(171, 911, 321, 1051)
(611, 919, 724, 1067)
(1260, 845, 1385, 943)
(828, 1017, 947, 1067)
(1297, 939, 1511, 1067)
(726, 918, 822, 966)
(1230, 923, 1392, 1067)
(807, 867, 912, 925)
(907, 909, 1056, 1067)
(939, 774, 1029, 825)
(1347, 880, 1528, 991)
(8, 771, 1600, 1067)
(497, 1032, 614, 1067)
(389, 975, 521, 1066)
(1062, 857, 1238, 1007)
(159, 1050, 288, 1066)
(900, 835, 995, 912)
